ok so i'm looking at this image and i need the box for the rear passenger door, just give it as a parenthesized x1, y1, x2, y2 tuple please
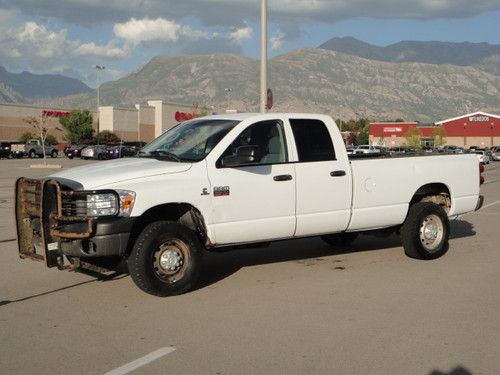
(288, 117, 352, 237)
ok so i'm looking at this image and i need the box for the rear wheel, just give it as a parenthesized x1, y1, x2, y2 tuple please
(401, 202, 449, 259)
(128, 221, 203, 296)
(29, 150, 36, 158)
(50, 150, 58, 158)
(321, 232, 358, 247)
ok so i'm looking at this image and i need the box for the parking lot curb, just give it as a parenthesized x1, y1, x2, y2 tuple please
(29, 164, 62, 169)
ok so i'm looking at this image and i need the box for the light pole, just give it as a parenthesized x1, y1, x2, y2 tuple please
(93, 64, 105, 135)
(224, 87, 232, 109)
(260, 0, 268, 113)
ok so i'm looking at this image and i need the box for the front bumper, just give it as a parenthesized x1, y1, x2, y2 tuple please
(15, 178, 135, 269)
(59, 218, 135, 257)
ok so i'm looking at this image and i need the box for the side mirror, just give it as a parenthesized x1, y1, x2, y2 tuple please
(220, 145, 261, 167)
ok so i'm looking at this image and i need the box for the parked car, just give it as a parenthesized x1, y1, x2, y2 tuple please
(475, 149, 490, 164)
(0, 141, 21, 158)
(388, 146, 414, 154)
(491, 147, 500, 161)
(64, 144, 87, 159)
(353, 145, 381, 154)
(106, 142, 144, 159)
(81, 144, 110, 160)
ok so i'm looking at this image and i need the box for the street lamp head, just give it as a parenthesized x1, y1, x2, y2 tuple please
(93, 65, 105, 70)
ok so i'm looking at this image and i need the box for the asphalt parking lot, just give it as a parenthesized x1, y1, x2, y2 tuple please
(1, 156, 499, 375)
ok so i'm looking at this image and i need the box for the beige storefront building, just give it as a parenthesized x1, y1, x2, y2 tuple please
(0, 100, 195, 145)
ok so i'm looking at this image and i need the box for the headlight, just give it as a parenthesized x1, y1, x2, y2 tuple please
(86, 193, 118, 216)
(84, 190, 136, 217)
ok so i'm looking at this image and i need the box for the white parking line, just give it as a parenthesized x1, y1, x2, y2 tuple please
(482, 199, 500, 210)
(103, 347, 176, 375)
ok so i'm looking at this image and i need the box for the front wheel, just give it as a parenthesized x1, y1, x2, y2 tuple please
(401, 202, 449, 260)
(50, 150, 58, 158)
(128, 221, 203, 296)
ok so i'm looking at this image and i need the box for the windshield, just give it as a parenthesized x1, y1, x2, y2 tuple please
(139, 118, 240, 162)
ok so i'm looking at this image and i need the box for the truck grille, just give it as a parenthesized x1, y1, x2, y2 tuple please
(61, 194, 87, 217)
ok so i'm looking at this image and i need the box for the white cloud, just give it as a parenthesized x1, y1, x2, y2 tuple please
(113, 17, 211, 46)
(229, 25, 253, 44)
(11, 21, 72, 59)
(75, 42, 129, 59)
(270, 32, 285, 51)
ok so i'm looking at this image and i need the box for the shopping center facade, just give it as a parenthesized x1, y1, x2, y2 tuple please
(0, 100, 194, 145)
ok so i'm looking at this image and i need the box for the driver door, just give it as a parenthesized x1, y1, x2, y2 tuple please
(207, 120, 296, 245)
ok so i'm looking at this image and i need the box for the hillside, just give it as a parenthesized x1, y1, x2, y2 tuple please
(43, 49, 500, 122)
(0, 66, 91, 103)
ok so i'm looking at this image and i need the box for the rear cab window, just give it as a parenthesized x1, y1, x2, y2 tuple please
(289, 119, 336, 162)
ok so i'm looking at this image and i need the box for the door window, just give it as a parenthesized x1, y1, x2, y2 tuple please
(290, 119, 336, 162)
(218, 120, 287, 166)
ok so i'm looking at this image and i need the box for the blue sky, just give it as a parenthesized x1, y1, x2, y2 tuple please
(0, 1, 499, 86)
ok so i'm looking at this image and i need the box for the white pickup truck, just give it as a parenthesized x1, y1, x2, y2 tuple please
(12, 139, 59, 158)
(15, 113, 484, 296)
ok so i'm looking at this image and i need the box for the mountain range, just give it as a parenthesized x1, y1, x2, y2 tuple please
(1, 38, 499, 122)
(43, 48, 500, 122)
(0, 67, 91, 103)
(319, 37, 500, 75)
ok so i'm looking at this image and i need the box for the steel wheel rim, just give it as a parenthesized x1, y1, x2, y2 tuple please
(419, 214, 444, 252)
(153, 239, 189, 283)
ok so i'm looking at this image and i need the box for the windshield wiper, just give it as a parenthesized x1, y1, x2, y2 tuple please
(149, 150, 182, 162)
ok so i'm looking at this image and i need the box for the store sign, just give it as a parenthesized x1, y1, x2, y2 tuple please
(469, 116, 489, 122)
(42, 110, 70, 118)
(174, 111, 196, 122)
(383, 127, 403, 133)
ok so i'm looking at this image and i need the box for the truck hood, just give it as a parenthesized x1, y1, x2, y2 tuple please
(49, 157, 192, 189)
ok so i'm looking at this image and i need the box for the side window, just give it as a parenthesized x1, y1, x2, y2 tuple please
(289, 119, 336, 162)
(218, 120, 287, 166)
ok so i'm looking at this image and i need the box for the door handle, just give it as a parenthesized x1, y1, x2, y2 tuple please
(273, 174, 293, 181)
(330, 170, 346, 177)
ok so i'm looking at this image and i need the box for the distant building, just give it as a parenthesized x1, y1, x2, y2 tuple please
(435, 111, 500, 148)
(0, 100, 194, 145)
(369, 111, 500, 148)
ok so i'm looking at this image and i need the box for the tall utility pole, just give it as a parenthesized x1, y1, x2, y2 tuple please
(93, 64, 105, 135)
(260, 0, 268, 113)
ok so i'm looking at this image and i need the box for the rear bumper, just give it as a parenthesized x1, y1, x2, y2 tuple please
(475, 195, 484, 211)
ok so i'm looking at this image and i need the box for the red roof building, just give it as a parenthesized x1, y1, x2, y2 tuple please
(368, 112, 500, 148)
(436, 112, 500, 148)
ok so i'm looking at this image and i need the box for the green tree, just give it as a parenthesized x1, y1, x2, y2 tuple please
(432, 126, 447, 147)
(19, 132, 37, 143)
(59, 110, 94, 143)
(192, 102, 211, 117)
(357, 125, 370, 145)
(95, 130, 120, 144)
(404, 127, 422, 149)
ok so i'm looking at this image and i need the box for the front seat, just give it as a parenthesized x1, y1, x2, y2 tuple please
(261, 133, 284, 164)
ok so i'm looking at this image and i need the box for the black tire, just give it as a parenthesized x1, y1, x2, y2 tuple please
(51, 150, 58, 158)
(68, 155, 73, 159)
(29, 150, 36, 158)
(401, 202, 449, 260)
(321, 232, 358, 247)
(128, 221, 203, 296)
